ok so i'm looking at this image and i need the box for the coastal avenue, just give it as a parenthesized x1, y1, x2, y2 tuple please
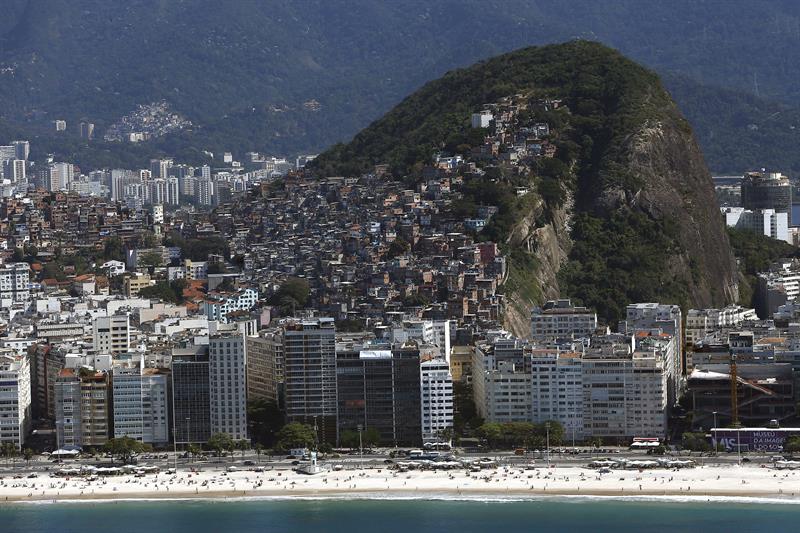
(0, 448, 778, 477)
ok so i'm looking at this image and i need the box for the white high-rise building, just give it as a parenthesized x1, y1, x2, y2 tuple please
(473, 333, 672, 440)
(48, 162, 74, 191)
(420, 358, 453, 443)
(195, 178, 214, 206)
(0, 355, 32, 449)
(530, 348, 584, 440)
(2, 159, 25, 182)
(166, 176, 180, 205)
(722, 207, 790, 243)
(13, 140, 30, 161)
(149, 178, 167, 205)
(208, 333, 248, 439)
(112, 362, 169, 444)
(391, 320, 452, 362)
(531, 299, 598, 340)
(686, 305, 758, 345)
(93, 315, 131, 354)
(472, 339, 533, 423)
(0, 263, 29, 303)
(0, 145, 16, 161)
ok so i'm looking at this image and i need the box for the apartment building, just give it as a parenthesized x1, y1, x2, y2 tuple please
(93, 314, 131, 354)
(208, 333, 248, 440)
(54, 369, 111, 448)
(0, 356, 32, 449)
(112, 362, 169, 445)
(246, 329, 284, 406)
(0, 262, 30, 303)
(686, 306, 758, 345)
(420, 358, 454, 443)
(531, 299, 597, 340)
(171, 354, 211, 445)
(336, 343, 422, 446)
(283, 318, 337, 443)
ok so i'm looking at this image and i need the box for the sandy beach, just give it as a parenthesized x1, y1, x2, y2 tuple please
(1, 464, 800, 503)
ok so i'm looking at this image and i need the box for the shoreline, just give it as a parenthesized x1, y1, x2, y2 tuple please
(5, 490, 800, 506)
(2, 464, 800, 505)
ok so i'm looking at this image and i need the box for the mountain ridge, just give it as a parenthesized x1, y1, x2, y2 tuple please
(3, 1, 800, 174)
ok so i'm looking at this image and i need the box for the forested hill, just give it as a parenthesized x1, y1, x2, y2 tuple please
(311, 41, 739, 325)
(3, 0, 800, 173)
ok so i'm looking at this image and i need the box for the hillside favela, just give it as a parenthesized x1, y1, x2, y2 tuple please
(4, 2, 800, 532)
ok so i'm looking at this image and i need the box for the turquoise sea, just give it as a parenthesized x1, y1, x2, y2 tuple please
(0, 498, 797, 532)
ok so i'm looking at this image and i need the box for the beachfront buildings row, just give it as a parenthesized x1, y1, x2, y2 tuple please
(473, 330, 678, 441)
(49, 318, 453, 450)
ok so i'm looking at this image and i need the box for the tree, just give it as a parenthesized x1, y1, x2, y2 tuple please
(253, 443, 264, 463)
(339, 430, 360, 449)
(784, 436, 800, 454)
(268, 278, 310, 316)
(103, 236, 124, 262)
(207, 432, 235, 457)
(236, 439, 251, 457)
(247, 399, 285, 446)
(138, 251, 163, 270)
(275, 422, 316, 451)
(1, 442, 17, 469)
(681, 432, 712, 452)
(104, 437, 149, 464)
(187, 444, 202, 463)
(478, 422, 503, 448)
(362, 427, 381, 448)
(22, 448, 34, 465)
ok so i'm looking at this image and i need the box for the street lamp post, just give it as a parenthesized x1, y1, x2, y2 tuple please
(357, 424, 364, 470)
(171, 391, 178, 472)
(545, 422, 551, 468)
(712, 411, 718, 454)
(737, 425, 742, 466)
(313, 416, 319, 452)
(185, 418, 191, 463)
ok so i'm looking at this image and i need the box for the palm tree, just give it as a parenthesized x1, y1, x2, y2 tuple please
(254, 443, 264, 464)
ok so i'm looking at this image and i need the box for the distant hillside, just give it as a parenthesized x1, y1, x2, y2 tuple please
(663, 74, 800, 175)
(311, 41, 739, 328)
(2, 1, 800, 172)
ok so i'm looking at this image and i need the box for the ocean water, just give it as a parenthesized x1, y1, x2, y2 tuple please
(1, 498, 799, 533)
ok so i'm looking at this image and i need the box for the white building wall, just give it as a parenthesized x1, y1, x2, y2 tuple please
(420, 359, 453, 442)
(0, 357, 31, 449)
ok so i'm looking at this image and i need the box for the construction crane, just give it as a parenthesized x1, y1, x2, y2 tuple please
(730, 350, 739, 427)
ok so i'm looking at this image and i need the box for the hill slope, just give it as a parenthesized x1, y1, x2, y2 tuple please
(3, 1, 800, 173)
(311, 41, 739, 328)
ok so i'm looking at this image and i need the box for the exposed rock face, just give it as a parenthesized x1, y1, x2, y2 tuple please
(621, 116, 739, 307)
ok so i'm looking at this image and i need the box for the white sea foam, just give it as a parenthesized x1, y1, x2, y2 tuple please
(8, 493, 800, 506)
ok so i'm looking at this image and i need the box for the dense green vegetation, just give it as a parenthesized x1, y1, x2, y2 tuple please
(477, 421, 564, 449)
(559, 212, 690, 324)
(664, 74, 800, 175)
(4, 1, 800, 172)
(138, 280, 187, 304)
(726, 227, 798, 308)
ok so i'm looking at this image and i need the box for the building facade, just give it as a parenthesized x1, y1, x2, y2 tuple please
(283, 318, 337, 443)
(0, 356, 32, 449)
(208, 333, 248, 440)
